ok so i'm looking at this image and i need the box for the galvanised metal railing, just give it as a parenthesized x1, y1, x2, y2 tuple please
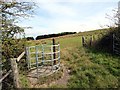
(26, 44, 60, 77)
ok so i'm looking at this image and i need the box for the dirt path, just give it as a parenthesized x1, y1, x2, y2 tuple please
(53, 66, 70, 86)
(27, 64, 70, 88)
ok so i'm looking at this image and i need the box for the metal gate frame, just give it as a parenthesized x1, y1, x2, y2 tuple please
(26, 44, 60, 77)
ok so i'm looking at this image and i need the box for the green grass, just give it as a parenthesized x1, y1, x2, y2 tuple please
(56, 34, 119, 88)
(64, 47, 120, 88)
(25, 30, 120, 88)
(57, 36, 82, 49)
(19, 73, 30, 88)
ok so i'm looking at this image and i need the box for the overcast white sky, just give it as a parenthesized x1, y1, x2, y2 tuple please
(18, 0, 120, 38)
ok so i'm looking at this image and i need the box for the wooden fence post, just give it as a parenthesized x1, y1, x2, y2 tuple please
(98, 34, 100, 40)
(53, 38, 56, 65)
(0, 40, 2, 90)
(42, 45, 44, 65)
(0, 63, 2, 90)
(113, 34, 115, 54)
(10, 58, 20, 88)
(89, 35, 92, 46)
(93, 35, 95, 42)
(82, 36, 85, 47)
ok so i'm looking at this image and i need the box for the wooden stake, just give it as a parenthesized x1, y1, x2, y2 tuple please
(113, 34, 115, 54)
(0, 57, 2, 90)
(82, 36, 85, 47)
(53, 38, 56, 65)
(10, 58, 20, 88)
(90, 35, 92, 46)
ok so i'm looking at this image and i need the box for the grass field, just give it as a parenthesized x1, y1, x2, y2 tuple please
(25, 31, 120, 88)
(62, 47, 119, 88)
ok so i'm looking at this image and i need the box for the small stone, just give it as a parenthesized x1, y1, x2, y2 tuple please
(68, 70, 70, 73)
